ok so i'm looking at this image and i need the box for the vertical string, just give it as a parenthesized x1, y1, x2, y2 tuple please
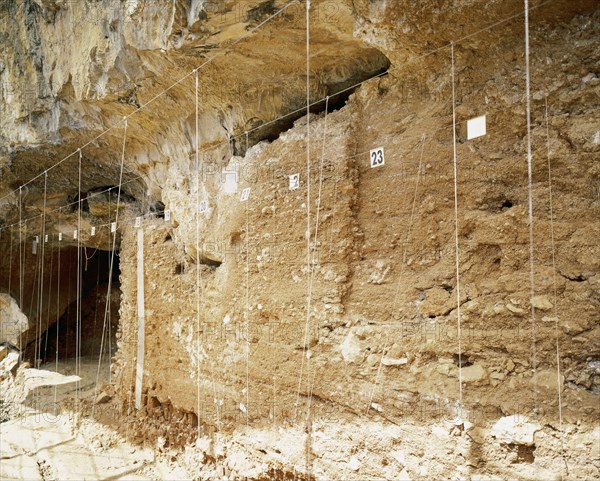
(8, 231, 13, 314)
(451, 42, 464, 415)
(19, 187, 23, 363)
(365, 134, 427, 415)
(523, 0, 539, 416)
(76, 150, 82, 404)
(95, 118, 127, 420)
(544, 97, 567, 478)
(195, 68, 202, 439)
(36, 171, 48, 367)
(304, 5, 312, 474)
(44, 229, 54, 359)
(245, 131, 250, 429)
(295, 0, 312, 424)
(304, 96, 329, 421)
(54, 210, 62, 404)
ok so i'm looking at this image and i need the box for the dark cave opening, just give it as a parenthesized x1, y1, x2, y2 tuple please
(232, 68, 389, 156)
(35, 249, 121, 364)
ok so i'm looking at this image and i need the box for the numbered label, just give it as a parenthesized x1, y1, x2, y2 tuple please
(44, 234, 48, 243)
(240, 188, 251, 202)
(111, 222, 117, 233)
(370, 147, 385, 168)
(164, 210, 171, 221)
(73, 230, 78, 240)
(199, 201, 208, 213)
(135, 217, 141, 228)
(32, 240, 37, 254)
(289, 173, 300, 191)
(58, 233, 63, 242)
(91, 226, 96, 236)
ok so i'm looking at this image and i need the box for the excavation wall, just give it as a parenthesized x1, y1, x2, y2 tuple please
(0, 1, 598, 479)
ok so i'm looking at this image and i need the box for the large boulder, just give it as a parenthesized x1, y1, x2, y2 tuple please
(0, 294, 28, 350)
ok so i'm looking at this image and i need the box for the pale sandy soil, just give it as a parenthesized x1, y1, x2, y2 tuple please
(1, 356, 193, 481)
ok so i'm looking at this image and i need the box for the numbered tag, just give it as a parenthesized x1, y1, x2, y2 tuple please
(111, 222, 117, 233)
(32, 240, 37, 254)
(91, 226, 96, 236)
(199, 200, 208, 213)
(370, 147, 385, 168)
(164, 210, 171, 221)
(35, 236, 39, 243)
(240, 188, 251, 202)
(58, 233, 63, 242)
(73, 230, 78, 240)
(134, 217, 141, 228)
(289, 173, 300, 190)
(467, 115, 486, 140)
(44, 234, 48, 243)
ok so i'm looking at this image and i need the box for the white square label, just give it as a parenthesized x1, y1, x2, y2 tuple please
(58, 233, 63, 241)
(164, 210, 171, 221)
(199, 201, 208, 213)
(111, 222, 117, 233)
(135, 217, 141, 228)
(223, 170, 238, 194)
(91, 226, 96, 236)
(240, 188, 251, 202)
(370, 147, 385, 168)
(73, 230, 78, 239)
(467, 115, 487, 140)
(289, 173, 300, 190)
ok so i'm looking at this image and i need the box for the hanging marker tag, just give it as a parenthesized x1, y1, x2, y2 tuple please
(35, 236, 39, 243)
(164, 210, 171, 221)
(91, 226, 96, 236)
(44, 234, 48, 243)
(467, 115, 487, 140)
(135, 217, 141, 228)
(370, 147, 385, 168)
(240, 188, 251, 202)
(199, 201, 208, 213)
(58, 233, 63, 241)
(111, 222, 117, 233)
(289, 173, 300, 191)
(32, 240, 38, 254)
(73, 230, 78, 240)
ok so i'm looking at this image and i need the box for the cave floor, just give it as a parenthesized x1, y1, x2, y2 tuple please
(1, 358, 192, 481)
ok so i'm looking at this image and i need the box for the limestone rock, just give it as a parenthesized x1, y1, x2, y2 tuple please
(381, 356, 408, 366)
(490, 416, 541, 446)
(339, 332, 362, 363)
(531, 295, 553, 311)
(462, 364, 489, 383)
(390, 450, 406, 466)
(368, 260, 390, 284)
(420, 287, 452, 317)
(399, 468, 411, 481)
(506, 303, 525, 315)
(0, 294, 29, 349)
(348, 456, 360, 471)
(532, 370, 564, 391)
(95, 391, 112, 404)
